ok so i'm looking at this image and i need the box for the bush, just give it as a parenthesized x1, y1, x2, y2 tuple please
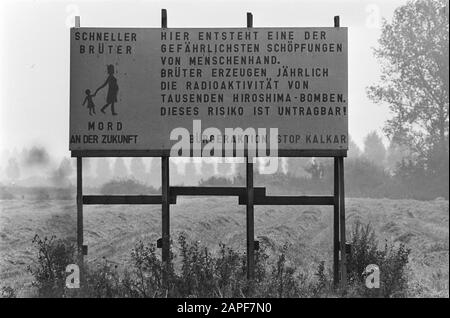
(311, 261, 333, 297)
(54, 187, 75, 200)
(309, 222, 410, 298)
(82, 260, 130, 298)
(344, 158, 393, 198)
(197, 156, 447, 200)
(28, 224, 410, 298)
(0, 186, 14, 200)
(100, 179, 159, 195)
(0, 286, 16, 298)
(28, 235, 76, 297)
(28, 233, 306, 298)
(177, 234, 217, 297)
(393, 159, 449, 200)
(199, 176, 234, 187)
(33, 187, 50, 200)
(264, 244, 303, 297)
(345, 221, 410, 297)
(126, 239, 175, 297)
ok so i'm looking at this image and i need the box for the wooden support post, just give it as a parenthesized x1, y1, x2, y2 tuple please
(334, 16, 347, 287)
(161, 8, 167, 29)
(160, 10, 170, 279)
(334, 15, 340, 27)
(247, 11, 253, 28)
(74, 16, 80, 28)
(246, 159, 255, 280)
(161, 156, 170, 280)
(245, 12, 255, 281)
(333, 157, 340, 287)
(76, 157, 84, 268)
(338, 157, 347, 287)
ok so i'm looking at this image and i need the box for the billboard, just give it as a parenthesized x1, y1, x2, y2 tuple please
(70, 27, 348, 155)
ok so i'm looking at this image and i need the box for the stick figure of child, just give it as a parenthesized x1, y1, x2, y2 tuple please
(83, 89, 96, 115)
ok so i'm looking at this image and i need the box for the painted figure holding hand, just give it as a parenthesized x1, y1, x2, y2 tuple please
(95, 64, 119, 116)
(82, 89, 96, 116)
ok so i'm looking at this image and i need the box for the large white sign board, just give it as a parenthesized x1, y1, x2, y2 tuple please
(70, 28, 348, 155)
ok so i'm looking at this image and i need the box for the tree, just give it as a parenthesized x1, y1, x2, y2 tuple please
(363, 131, 387, 166)
(147, 158, 160, 187)
(184, 158, 200, 186)
(200, 158, 215, 179)
(113, 158, 128, 179)
(6, 158, 20, 181)
(305, 159, 324, 180)
(169, 158, 182, 185)
(96, 158, 112, 185)
(386, 141, 411, 172)
(82, 158, 92, 176)
(217, 157, 232, 176)
(232, 158, 246, 179)
(130, 158, 146, 182)
(348, 135, 362, 159)
(51, 157, 74, 187)
(22, 146, 50, 167)
(285, 158, 310, 177)
(367, 0, 449, 173)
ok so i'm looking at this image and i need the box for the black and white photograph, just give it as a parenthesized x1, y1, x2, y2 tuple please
(0, 0, 448, 304)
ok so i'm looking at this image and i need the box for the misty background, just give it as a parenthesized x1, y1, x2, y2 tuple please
(0, 0, 448, 200)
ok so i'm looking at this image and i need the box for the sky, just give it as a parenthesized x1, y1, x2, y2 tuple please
(0, 0, 408, 159)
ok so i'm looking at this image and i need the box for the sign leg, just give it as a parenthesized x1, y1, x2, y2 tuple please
(161, 156, 170, 283)
(76, 157, 84, 275)
(246, 158, 255, 280)
(244, 12, 255, 281)
(333, 157, 340, 287)
(338, 157, 347, 287)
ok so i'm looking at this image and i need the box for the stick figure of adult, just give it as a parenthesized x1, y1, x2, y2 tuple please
(95, 64, 119, 116)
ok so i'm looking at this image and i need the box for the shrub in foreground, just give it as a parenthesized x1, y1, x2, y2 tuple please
(311, 222, 410, 298)
(27, 235, 76, 297)
(346, 221, 410, 297)
(26, 222, 410, 298)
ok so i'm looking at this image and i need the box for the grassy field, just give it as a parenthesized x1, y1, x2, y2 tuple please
(0, 197, 448, 297)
